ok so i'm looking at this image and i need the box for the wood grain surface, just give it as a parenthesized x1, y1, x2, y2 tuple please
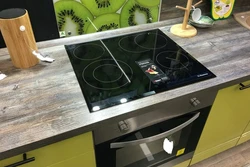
(0, 5, 250, 161)
(0, 10, 38, 68)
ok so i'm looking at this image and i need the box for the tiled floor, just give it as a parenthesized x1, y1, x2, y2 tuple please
(190, 141, 250, 167)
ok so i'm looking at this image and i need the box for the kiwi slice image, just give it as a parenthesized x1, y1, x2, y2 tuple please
(86, 14, 120, 34)
(120, 0, 159, 28)
(54, 1, 94, 36)
(80, 0, 126, 16)
(136, 0, 160, 7)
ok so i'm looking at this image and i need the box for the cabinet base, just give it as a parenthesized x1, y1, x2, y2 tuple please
(190, 137, 239, 165)
(237, 131, 250, 145)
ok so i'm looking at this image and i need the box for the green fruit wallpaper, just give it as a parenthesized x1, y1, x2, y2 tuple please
(53, 0, 161, 37)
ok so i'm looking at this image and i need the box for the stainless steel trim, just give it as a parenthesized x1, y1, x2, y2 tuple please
(94, 89, 217, 145)
(110, 112, 200, 149)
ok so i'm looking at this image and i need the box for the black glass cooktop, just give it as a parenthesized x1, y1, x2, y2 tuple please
(65, 29, 215, 112)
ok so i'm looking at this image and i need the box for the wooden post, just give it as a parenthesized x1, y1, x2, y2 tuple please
(0, 8, 39, 69)
(170, 0, 202, 38)
(182, 0, 194, 30)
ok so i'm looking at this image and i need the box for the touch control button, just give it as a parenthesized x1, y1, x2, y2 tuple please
(118, 120, 130, 132)
(190, 98, 201, 107)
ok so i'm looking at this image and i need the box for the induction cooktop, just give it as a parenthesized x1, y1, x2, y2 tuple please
(65, 29, 216, 112)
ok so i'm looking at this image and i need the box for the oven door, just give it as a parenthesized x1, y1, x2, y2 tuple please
(95, 109, 209, 167)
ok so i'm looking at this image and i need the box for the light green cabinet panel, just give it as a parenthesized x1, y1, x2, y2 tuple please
(195, 80, 250, 154)
(237, 121, 250, 145)
(243, 121, 250, 134)
(173, 159, 191, 167)
(191, 137, 239, 165)
(191, 80, 250, 165)
(0, 132, 95, 167)
(48, 151, 96, 167)
(0, 155, 22, 167)
(237, 131, 250, 145)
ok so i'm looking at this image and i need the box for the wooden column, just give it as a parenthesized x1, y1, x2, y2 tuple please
(0, 8, 38, 69)
(170, 0, 202, 38)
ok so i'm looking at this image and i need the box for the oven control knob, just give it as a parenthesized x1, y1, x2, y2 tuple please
(190, 98, 200, 107)
(118, 120, 130, 132)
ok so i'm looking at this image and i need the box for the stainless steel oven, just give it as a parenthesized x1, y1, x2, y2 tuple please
(94, 89, 217, 167)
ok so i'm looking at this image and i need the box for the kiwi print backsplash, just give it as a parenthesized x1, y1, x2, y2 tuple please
(53, 0, 161, 37)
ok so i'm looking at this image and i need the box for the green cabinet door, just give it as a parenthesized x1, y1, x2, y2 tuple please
(237, 121, 250, 145)
(47, 151, 96, 167)
(191, 80, 250, 165)
(173, 159, 191, 167)
(0, 132, 95, 167)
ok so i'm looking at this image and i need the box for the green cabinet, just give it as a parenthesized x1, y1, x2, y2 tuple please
(47, 151, 96, 167)
(173, 159, 191, 167)
(237, 121, 250, 145)
(0, 132, 96, 167)
(190, 80, 250, 165)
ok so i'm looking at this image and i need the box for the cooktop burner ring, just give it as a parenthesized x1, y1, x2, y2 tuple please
(118, 35, 150, 53)
(73, 43, 105, 60)
(156, 51, 190, 70)
(82, 59, 133, 90)
(93, 64, 123, 83)
(134, 32, 168, 50)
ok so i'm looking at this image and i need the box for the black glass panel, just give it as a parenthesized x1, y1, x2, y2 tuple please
(65, 29, 215, 112)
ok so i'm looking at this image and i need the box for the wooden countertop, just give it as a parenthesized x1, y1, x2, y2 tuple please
(1, 17, 250, 160)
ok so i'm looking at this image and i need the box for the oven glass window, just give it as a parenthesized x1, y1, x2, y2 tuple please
(113, 115, 193, 167)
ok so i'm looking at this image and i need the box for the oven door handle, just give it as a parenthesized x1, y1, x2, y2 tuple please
(110, 112, 200, 149)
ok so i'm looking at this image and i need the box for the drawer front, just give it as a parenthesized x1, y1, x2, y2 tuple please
(0, 155, 23, 167)
(47, 151, 96, 167)
(0, 132, 94, 167)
